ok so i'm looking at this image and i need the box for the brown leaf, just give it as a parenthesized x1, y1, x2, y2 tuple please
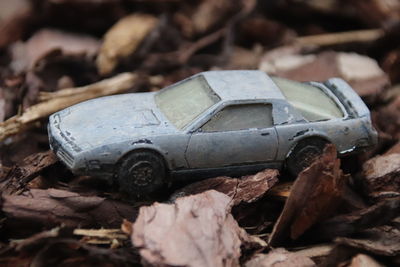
(360, 153, 400, 198)
(245, 248, 316, 267)
(269, 144, 348, 246)
(2, 188, 136, 228)
(132, 190, 252, 267)
(172, 169, 279, 205)
(10, 28, 100, 73)
(96, 14, 158, 75)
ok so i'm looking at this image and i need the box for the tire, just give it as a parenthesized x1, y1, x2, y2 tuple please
(286, 138, 329, 176)
(117, 151, 166, 194)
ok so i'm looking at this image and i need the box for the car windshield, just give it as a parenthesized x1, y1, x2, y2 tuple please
(155, 75, 221, 129)
(272, 77, 344, 121)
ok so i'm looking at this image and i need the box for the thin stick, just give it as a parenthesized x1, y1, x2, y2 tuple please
(296, 29, 384, 46)
(0, 72, 137, 142)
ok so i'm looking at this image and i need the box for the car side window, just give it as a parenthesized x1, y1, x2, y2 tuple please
(201, 104, 273, 132)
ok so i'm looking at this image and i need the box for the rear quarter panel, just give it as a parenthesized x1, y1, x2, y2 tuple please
(275, 118, 368, 160)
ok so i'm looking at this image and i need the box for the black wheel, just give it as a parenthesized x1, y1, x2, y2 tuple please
(286, 138, 329, 176)
(117, 151, 166, 194)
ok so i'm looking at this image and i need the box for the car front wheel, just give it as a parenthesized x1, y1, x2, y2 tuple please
(286, 138, 329, 177)
(117, 151, 165, 194)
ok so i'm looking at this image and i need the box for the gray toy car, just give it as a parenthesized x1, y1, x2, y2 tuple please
(48, 70, 377, 193)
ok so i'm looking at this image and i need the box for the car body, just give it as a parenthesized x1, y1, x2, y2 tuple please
(48, 70, 377, 191)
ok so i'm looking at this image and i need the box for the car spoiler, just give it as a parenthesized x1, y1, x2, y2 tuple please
(323, 78, 370, 118)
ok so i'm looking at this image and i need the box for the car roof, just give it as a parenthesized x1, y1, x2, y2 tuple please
(200, 70, 285, 101)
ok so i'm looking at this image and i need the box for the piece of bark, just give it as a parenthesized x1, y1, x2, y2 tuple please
(10, 28, 100, 73)
(0, 150, 58, 194)
(347, 254, 385, 267)
(360, 153, 400, 198)
(335, 225, 400, 257)
(190, 0, 236, 34)
(245, 248, 316, 267)
(0, 72, 137, 142)
(259, 50, 389, 98)
(171, 169, 279, 205)
(96, 13, 158, 75)
(132, 190, 253, 267)
(311, 197, 400, 240)
(2, 188, 136, 228)
(269, 145, 348, 246)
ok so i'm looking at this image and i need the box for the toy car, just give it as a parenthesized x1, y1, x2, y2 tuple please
(48, 70, 377, 193)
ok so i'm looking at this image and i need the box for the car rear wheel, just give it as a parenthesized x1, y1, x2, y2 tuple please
(117, 151, 165, 194)
(286, 138, 329, 177)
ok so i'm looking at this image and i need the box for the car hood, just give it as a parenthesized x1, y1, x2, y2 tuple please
(49, 92, 178, 151)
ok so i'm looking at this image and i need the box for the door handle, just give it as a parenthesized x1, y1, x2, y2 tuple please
(261, 132, 270, 136)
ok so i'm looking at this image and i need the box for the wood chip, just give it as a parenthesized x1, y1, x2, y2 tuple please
(245, 248, 316, 267)
(96, 14, 158, 75)
(269, 145, 348, 246)
(0, 150, 58, 194)
(348, 254, 385, 267)
(171, 169, 279, 205)
(132, 190, 252, 267)
(335, 225, 400, 257)
(311, 197, 400, 239)
(361, 153, 400, 198)
(2, 188, 136, 228)
(10, 28, 100, 73)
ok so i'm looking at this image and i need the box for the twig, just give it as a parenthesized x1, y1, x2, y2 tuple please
(296, 29, 384, 46)
(0, 72, 137, 142)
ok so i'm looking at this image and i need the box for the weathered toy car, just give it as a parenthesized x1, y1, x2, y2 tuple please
(48, 70, 377, 193)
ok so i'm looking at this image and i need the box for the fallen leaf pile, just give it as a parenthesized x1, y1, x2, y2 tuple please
(1, 0, 400, 266)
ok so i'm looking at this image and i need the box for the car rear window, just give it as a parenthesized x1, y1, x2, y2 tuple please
(272, 77, 344, 121)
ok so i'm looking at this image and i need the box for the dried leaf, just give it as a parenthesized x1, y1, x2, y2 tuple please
(245, 248, 316, 267)
(132, 190, 252, 267)
(96, 14, 158, 75)
(172, 169, 279, 205)
(269, 145, 348, 246)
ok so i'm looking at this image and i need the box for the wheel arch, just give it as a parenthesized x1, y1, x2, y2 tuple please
(285, 134, 332, 160)
(116, 146, 171, 173)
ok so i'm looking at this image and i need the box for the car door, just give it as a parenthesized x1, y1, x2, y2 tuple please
(185, 103, 278, 169)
